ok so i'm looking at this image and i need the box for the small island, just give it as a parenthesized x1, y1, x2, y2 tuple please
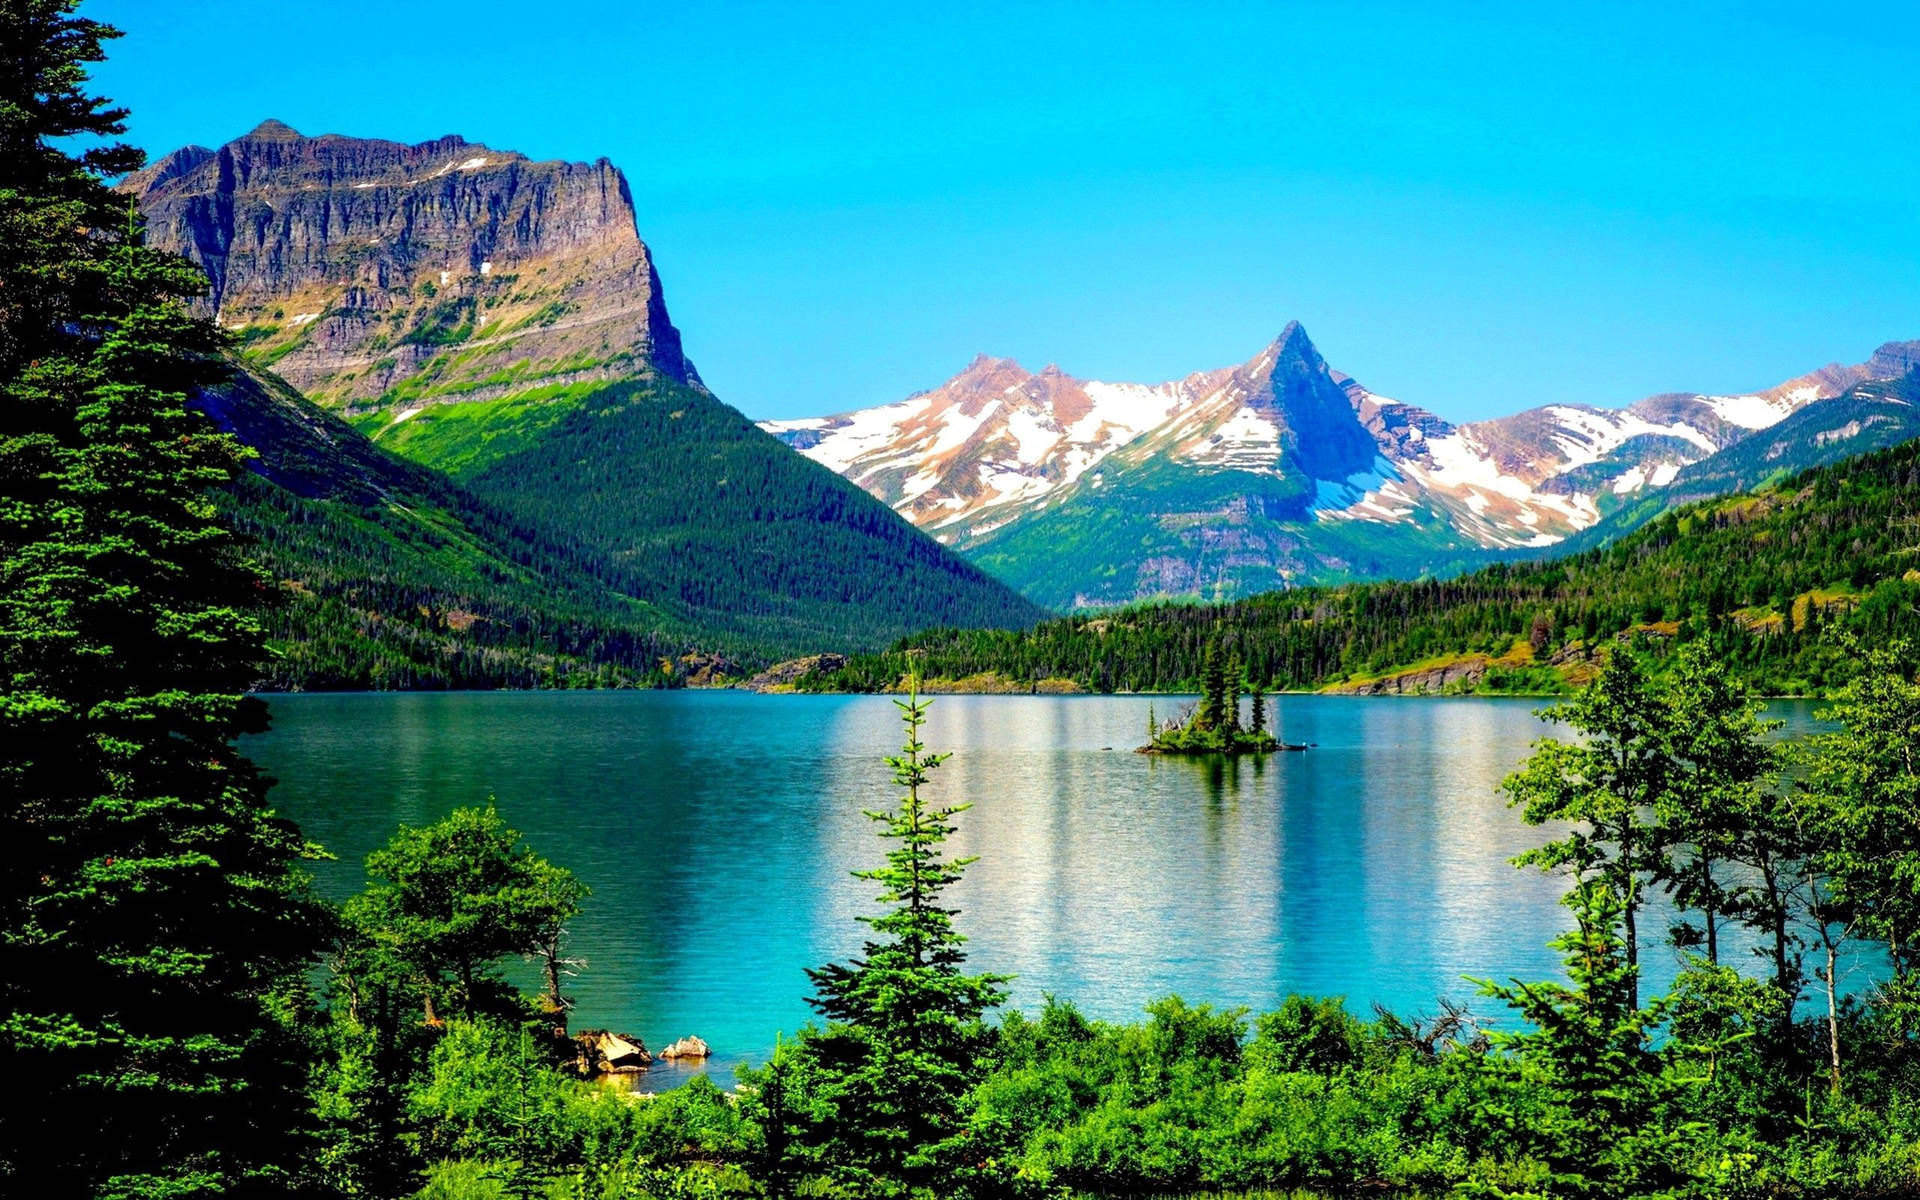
(1141, 647, 1296, 754)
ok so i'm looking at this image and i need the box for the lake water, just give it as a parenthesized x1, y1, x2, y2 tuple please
(242, 691, 1835, 1085)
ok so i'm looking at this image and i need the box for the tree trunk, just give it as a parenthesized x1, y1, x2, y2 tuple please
(1703, 854, 1719, 965)
(423, 986, 438, 1027)
(543, 930, 565, 1026)
(1623, 882, 1640, 1011)
(1824, 940, 1842, 1095)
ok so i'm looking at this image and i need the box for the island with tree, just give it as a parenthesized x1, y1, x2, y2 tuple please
(1141, 646, 1295, 754)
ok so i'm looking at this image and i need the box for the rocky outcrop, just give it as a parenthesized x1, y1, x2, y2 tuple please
(745, 653, 846, 692)
(123, 120, 699, 412)
(658, 1036, 711, 1061)
(573, 1029, 651, 1075)
(676, 652, 741, 687)
(1331, 657, 1490, 696)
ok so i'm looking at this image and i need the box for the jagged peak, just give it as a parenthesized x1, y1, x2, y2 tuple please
(1272, 320, 1321, 362)
(950, 352, 1030, 382)
(1239, 320, 1327, 379)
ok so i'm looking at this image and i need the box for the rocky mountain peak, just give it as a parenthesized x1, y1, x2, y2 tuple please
(242, 117, 304, 140)
(126, 123, 698, 410)
(1269, 319, 1321, 365)
(1869, 339, 1920, 379)
(1234, 320, 1378, 480)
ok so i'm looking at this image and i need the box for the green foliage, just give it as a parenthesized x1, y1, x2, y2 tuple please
(1503, 650, 1674, 1007)
(1148, 645, 1280, 753)
(1467, 880, 1686, 1198)
(802, 434, 1920, 698)
(340, 806, 586, 1025)
(0, 5, 323, 1193)
(758, 686, 1012, 1197)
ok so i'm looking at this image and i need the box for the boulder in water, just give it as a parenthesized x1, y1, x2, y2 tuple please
(574, 1029, 651, 1075)
(659, 1035, 711, 1060)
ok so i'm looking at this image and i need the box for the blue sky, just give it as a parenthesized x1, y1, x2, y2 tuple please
(92, 1, 1919, 421)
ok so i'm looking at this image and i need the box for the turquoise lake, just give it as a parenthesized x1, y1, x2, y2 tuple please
(243, 691, 1834, 1086)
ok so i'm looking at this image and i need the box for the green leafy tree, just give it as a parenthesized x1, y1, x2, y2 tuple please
(1656, 641, 1784, 966)
(782, 683, 1011, 1197)
(1787, 643, 1920, 1090)
(1503, 650, 1673, 1008)
(0, 5, 323, 1195)
(340, 805, 587, 1026)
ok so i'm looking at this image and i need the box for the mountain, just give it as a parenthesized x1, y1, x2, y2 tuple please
(130, 122, 1044, 654)
(767, 326, 1920, 608)
(790, 433, 1920, 699)
(198, 358, 695, 689)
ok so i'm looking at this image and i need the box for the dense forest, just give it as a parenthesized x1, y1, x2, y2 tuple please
(201, 366, 705, 689)
(455, 372, 1047, 651)
(798, 424, 1920, 697)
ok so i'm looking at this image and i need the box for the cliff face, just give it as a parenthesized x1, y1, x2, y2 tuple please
(125, 119, 698, 412)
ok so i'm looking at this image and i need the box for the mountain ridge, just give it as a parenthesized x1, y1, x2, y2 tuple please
(766, 326, 1920, 607)
(132, 122, 1046, 660)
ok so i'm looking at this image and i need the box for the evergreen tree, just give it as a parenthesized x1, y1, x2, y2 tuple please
(1198, 645, 1228, 731)
(1472, 879, 1685, 1197)
(1249, 681, 1268, 737)
(789, 682, 1011, 1196)
(0, 5, 322, 1194)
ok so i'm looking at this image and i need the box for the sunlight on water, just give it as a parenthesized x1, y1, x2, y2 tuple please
(244, 691, 1834, 1086)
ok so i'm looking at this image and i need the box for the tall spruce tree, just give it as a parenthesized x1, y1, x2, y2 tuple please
(0, 5, 321, 1195)
(791, 682, 1010, 1196)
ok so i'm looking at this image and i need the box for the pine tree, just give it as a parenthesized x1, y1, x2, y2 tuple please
(791, 681, 1011, 1195)
(1249, 682, 1268, 737)
(0, 6, 321, 1194)
(1198, 645, 1228, 731)
(1225, 653, 1244, 735)
(1472, 879, 1682, 1197)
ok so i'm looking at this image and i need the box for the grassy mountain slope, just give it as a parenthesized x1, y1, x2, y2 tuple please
(797, 433, 1920, 697)
(454, 375, 1049, 648)
(200, 363, 701, 689)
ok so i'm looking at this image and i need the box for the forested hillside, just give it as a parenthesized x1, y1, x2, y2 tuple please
(798, 429, 1920, 696)
(200, 365, 700, 689)
(1558, 369, 1920, 556)
(456, 374, 1047, 649)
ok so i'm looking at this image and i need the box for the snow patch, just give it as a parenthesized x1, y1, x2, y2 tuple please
(1704, 392, 1793, 429)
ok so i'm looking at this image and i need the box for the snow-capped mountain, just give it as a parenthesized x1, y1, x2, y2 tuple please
(761, 354, 1229, 542)
(762, 326, 1920, 607)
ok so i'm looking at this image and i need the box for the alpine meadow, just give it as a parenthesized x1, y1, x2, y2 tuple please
(7, 3, 1920, 1200)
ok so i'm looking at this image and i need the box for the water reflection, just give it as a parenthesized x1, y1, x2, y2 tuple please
(245, 691, 1830, 1084)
